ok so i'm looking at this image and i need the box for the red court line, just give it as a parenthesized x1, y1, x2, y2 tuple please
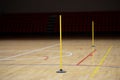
(43, 56, 48, 60)
(76, 49, 96, 66)
(80, 48, 83, 50)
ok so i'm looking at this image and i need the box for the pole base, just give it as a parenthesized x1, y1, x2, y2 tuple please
(92, 45, 95, 47)
(56, 69, 66, 73)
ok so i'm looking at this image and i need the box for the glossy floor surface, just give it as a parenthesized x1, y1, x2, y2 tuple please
(0, 36, 120, 80)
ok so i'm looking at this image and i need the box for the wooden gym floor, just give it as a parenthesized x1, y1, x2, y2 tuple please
(0, 36, 120, 80)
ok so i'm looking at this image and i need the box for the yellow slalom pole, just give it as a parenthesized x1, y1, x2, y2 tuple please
(92, 47, 95, 64)
(56, 14, 66, 73)
(92, 21, 95, 64)
(59, 15, 63, 69)
(92, 21, 95, 47)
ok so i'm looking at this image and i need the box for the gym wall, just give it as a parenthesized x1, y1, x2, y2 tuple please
(1, 0, 120, 13)
(0, 0, 120, 35)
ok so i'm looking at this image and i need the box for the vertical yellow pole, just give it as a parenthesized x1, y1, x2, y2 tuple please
(92, 21, 95, 47)
(92, 47, 95, 64)
(59, 15, 63, 69)
(92, 21, 95, 64)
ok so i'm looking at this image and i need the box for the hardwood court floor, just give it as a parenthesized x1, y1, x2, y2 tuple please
(0, 36, 120, 80)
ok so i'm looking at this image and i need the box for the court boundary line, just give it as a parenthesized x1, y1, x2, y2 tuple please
(0, 64, 119, 68)
(0, 43, 59, 61)
(0, 51, 72, 61)
(0, 50, 31, 52)
(90, 46, 113, 78)
(76, 49, 96, 66)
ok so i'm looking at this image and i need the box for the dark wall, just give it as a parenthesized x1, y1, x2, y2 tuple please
(0, 0, 4, 15)
(0, 12, 120, 34)
(60, 12, 120, 33)
(0, 13, 49, 33)
(2, 0, 120, 13)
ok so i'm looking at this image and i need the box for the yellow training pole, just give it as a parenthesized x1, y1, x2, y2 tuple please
(92, 47, 95, 64)
(59, 15, 63, 69)
(92, 21, 95, 64)
(56, 14, 66, 73)
(92, 21, 95, 47)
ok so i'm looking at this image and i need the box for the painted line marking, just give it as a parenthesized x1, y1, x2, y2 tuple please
(43, 56, 48, 60)
(51, 52, 72, 59)
(90, 46, 113, 78)
(0, 50, 31, 52)
(76, 49, 96, 66)
(0, 63, 120, 68)
(80, 48, 83, 50)
(0, 43, 58, 61)
(0, 51, 72, 61)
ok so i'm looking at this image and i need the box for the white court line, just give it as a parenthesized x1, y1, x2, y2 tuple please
(51, 52, 72, 59)
(0, 50, 31, 52)
(0, 50, 73, 61)
(0, 43, 59, 61)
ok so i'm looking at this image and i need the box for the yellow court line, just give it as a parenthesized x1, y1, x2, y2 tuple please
(59, 15, 63, 69)
(90, 46, 113, 78)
